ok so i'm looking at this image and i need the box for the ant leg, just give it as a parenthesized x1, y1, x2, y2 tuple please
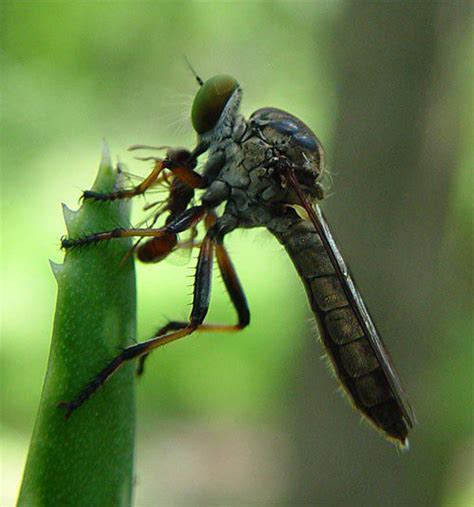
(58, 232, 215, 418)
(82, 146, 209, 202)
(61, 205, 207, 250)
(82, 159, 166, 202)
(136, 236, 250, 376)
(121, 176, 197, 265)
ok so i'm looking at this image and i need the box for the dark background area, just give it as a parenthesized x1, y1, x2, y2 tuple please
(1, 1, 472, 505)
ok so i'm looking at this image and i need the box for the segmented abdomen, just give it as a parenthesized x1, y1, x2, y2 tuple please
(271, 218, 411, 445)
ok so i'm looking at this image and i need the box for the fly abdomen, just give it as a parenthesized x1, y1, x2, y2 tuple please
(271, 218, 412, 446)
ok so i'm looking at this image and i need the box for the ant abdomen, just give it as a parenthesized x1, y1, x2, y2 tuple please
(136, 234, 177, 263)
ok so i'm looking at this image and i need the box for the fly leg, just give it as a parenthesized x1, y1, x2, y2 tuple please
(58, 231, 215, 419)
(82, 147, 208, 202)
(136, 234, 250, 376)
(61, 205, 207, 250)
(212, 238, 251, 330)
(135, 321, 188, 377)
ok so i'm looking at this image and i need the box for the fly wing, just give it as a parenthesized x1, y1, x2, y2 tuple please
(284, 166, 415, 430)
(313, 205, 416, 428)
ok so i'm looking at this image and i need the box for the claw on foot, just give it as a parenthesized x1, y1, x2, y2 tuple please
(60, 236, 73, 250)
(81, 190, 105, 202)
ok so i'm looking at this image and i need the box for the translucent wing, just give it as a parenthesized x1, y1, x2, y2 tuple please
(284, 165, 415, 439)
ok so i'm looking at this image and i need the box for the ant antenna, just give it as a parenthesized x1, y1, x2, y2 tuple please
(184, 56, 204, 86)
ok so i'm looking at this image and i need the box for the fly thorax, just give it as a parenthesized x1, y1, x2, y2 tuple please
(249, 107, 325, 201)
(203, 105, 324, 229)
(210, 128, 287, 228)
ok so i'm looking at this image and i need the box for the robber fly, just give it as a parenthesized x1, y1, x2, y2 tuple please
(60, 72, 415, 447)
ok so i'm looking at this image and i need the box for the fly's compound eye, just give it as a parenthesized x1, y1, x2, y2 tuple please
(191, 74, 239, 134)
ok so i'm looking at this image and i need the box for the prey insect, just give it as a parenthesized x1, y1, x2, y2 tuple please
(60, 73, 415, 447)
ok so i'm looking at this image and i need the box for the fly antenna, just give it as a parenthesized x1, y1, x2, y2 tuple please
(184, 55, 204, 86)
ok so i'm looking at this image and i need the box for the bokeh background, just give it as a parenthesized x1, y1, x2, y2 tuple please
(1, 1, 472, 505)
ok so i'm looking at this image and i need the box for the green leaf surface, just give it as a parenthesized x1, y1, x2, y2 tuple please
(18, 145, 137, 507)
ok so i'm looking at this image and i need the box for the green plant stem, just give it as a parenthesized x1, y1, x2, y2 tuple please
(18, 145, 137, 506)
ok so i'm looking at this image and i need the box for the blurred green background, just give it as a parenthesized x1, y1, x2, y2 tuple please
(1, 1, 472, 505)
